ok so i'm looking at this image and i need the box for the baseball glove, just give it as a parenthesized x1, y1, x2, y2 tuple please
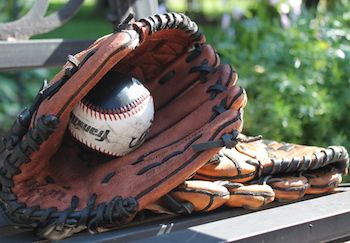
(146, 135, 349, 213)
(0, 13, 247, 240)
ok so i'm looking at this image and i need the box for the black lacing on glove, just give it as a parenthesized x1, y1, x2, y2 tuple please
(264, 146, 350, 175)
(86, 196, 138, 232)
(0, 47, 140, 238)
(0, 51, 96, 153)
(186, 44, 204, 63)
(161, 194, 194, 215)
(189, 59, 216, 83)
(207, 78, 227, 100)
(192, 130, 240, 152)
(181, 45, 249, 154)
(0, 115, 58, 227)
(140, 12, 202, 41)
(0, 114, 139, 236)
(192, 131, 262, 153)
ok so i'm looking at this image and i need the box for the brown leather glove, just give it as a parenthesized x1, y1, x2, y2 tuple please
(0, 13, 247, 240)
(147, 135, 348, 213)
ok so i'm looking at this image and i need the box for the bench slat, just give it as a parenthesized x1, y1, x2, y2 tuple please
(0, 39, 94, 71)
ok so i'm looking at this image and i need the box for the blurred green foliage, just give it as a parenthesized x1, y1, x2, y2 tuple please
(166, 0, 256, 17)
(0, 0, 36, 22)
(0, 71, 46, 127)
(197, 0, 350, 150)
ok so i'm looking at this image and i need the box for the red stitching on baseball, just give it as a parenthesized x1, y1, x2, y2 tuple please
(81, 89, 150, 113)
(70, 128, 121, 157)
(75, 91, 151, 128)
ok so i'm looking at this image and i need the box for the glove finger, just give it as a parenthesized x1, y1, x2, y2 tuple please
(194, 147, 258, 183)
(145, 44, 220, 110)
(228, 137, 349, 176)
(169, 180, 230, 212)
(304, 166, 342, 194)
(149, 63, 240, 139)
(259, 142, 349, 175)
(266, 176, 310, 202)
(216, 181, 274, 209)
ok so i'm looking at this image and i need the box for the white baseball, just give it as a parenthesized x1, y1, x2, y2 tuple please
(68, 75, 154, 156)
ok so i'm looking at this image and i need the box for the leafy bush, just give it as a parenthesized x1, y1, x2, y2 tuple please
(0, 70, 48, 131)
(0, 0, 36, 22)
(205, 0, 350, 149)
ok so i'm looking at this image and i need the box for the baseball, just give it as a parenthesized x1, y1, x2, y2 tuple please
(68, 71, 154, 156)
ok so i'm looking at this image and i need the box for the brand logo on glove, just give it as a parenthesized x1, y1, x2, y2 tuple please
(70, 113, 110, 142)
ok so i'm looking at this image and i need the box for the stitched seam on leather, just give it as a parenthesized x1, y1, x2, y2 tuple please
(195, 172, 256, 180)
(231, 191, 274, 197)
(57, 32, 137, 118)
(173, 188, 229, 198)
(135, 114, 241, 200)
